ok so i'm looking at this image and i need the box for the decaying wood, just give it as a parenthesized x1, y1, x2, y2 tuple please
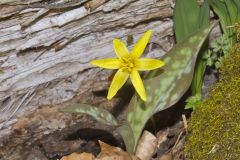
(0, 0, 174, 159)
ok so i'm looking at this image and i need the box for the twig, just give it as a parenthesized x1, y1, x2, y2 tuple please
(171, 114, 188, 151)
(172, 130, 184, 150)
(182, 114, 188, 134)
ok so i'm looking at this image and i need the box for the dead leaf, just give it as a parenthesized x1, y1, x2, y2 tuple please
(61, 152, 95, 160)
(96, 141, 139, 160)
(156, 129, 169, 147)
(158, 153, 173, 160)
(135, 130, 157, 160)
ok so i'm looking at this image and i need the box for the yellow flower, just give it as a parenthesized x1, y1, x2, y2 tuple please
(90, 30, 165, 101)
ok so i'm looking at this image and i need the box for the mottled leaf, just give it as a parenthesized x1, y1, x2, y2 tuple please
(116, 123, 135, 154)
(117, 23, 217, 153)
(173, 0, 210, 96)
(61, 104, 118, 126)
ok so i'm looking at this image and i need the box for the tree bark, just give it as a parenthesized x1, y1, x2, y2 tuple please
(0, 0, 174, 159)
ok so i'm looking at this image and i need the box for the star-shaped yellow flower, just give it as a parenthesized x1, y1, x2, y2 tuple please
(90, 30, 165, 101)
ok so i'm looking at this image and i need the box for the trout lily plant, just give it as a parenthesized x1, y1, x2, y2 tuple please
(62, 22, 216, 153)
(90, 30, 165, 101)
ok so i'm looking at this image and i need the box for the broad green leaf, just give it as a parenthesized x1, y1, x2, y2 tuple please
(233, 0, 240, 22)
(234, 0, 240, 10)
(191, 58, 207, 95)
(207, 0, 234, 44)
(192, 0, 210, 95)
(199, 1, 210, 28)
(117, 23, 217, 153)
(225, 0, 238, 23)
(207, 0, 229, 32)
(173, 0, 200, 42)
(61, 104, 118, 126)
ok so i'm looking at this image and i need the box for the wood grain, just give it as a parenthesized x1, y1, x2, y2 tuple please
(0, 0, 174, 159)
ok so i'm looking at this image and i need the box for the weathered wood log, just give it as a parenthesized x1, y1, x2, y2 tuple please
(0, 0, 175, 159)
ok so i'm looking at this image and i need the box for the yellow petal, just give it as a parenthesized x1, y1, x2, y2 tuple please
(113, 39, 129, 58)
(131, 30, 152, 59)
(130, 69, 147, 101)
(107, 69, 129, 100)
(136, 58, 165, 71)
(90, 59, 121, 69)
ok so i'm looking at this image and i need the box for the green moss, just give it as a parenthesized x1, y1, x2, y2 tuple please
(185, 40, 240, 159)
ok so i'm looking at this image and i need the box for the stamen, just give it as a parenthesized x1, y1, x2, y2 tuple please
(121, 57, 135, 73)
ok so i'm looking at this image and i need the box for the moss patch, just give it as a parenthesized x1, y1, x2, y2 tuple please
(185, 41, 240, 159)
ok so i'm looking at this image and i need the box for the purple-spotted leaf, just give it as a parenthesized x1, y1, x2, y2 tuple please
(116, 124, 135, 153)
(61, 104, 118, 126)
(117, 22, 217, 153)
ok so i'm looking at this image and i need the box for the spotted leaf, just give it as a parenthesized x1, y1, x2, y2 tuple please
(61, 104, 118, 126)
(117, 22, 217, 153)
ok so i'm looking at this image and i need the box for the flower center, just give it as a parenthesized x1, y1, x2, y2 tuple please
(121, 57, 135, 73)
